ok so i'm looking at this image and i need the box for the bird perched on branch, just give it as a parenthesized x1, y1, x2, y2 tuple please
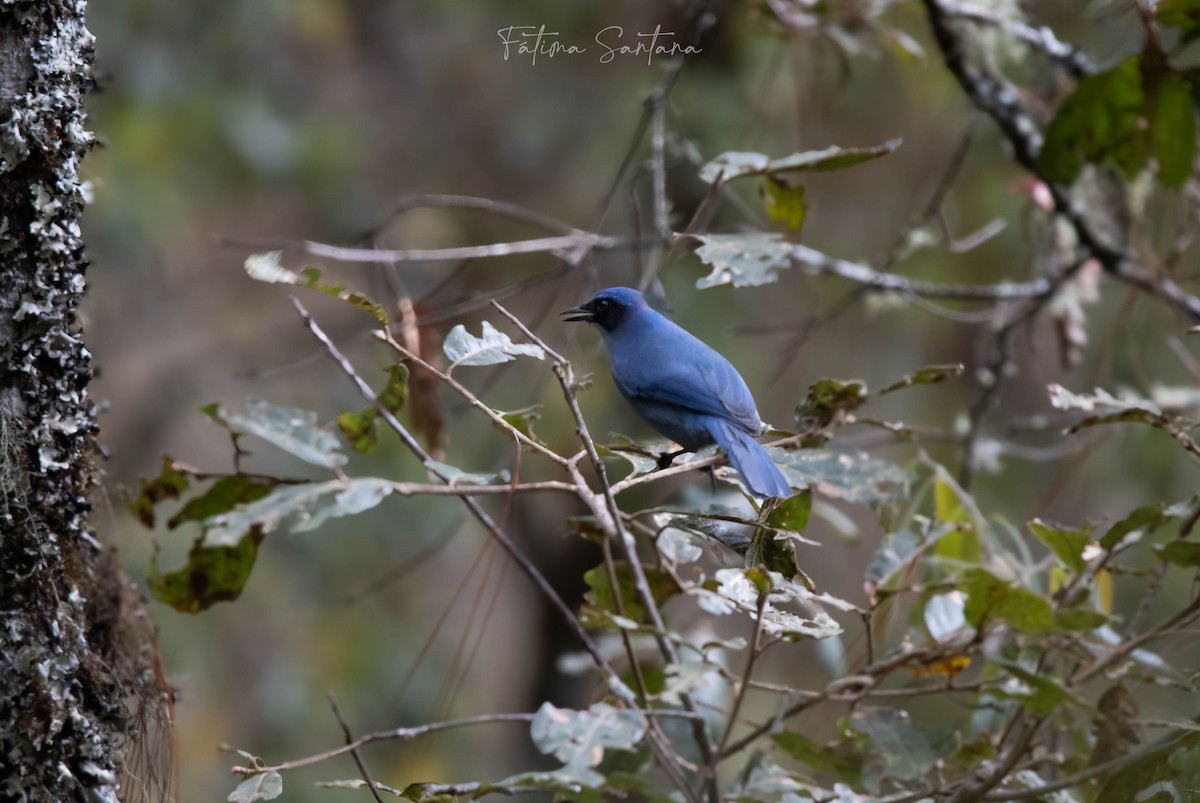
(562, 287, 791, 499)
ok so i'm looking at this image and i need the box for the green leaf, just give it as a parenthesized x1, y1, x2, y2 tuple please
(1054, 608, 1108, 631)
(498, 404, 545, 446)
(125, 455, 190, 527)
(749, 491, 813, 578)
(150, 530, 262, 613)
(227, 771, 283, 803)
(1089, 685, 1140, 768)
(1156, 541, 1200, 567)
(1102, 502, 1173, 550)
(876, 364, 965, 395)
(760, 177, 807, 230)
(338, 363, 409, 454)
(315, 779, 406, 797)
(598, 433, 678, 476)
(442, 320, 544, 368)
(1038, 56, 1197, 188)
(933, 469, 982, 563)
(211, 400, 348, 468)
(795, 378, 868, 429)
(772, 730, 862, 785)
(423, 459, 511, 486)
(244, 252, 388, 324)
(1095, 732, 1200, 803)
(202, 478, 394, 547)
(496, 772, 597, 803)
(1158, 0, 1200, 32)
(529, 702, 646, 788)
(768, 448, 908, 505)
(659, 661, 718, 706)
(1038, 56, 1145, 185)
(989, 660, 1089, 716)
(849, 707, 937, 792)
(1029, 518, 1091, 572)
(583, 562, 679, 625)
(1150, 72, 1198, 188)
(746, 527, 797, 578)
(655, 527, 704, 564)
(961, 567, 1054, 634)
(693, 233, 793, 289)
(865, 529, 920, 589)
(767, 489, 813, 533)
(698, 139, 901, 184)
(701, 567, 848, 640)
(673, 514, 752, 554)
(168, 474, 276, 528)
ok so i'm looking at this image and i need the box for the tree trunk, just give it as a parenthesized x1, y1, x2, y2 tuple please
(0, 3, 164, 801)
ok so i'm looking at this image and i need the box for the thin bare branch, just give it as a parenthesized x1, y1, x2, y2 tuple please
(326, 693, 384, 803)
(791, 243, 1055, 302)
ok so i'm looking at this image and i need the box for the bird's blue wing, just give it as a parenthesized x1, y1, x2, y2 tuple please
(612, 334, 762, 434)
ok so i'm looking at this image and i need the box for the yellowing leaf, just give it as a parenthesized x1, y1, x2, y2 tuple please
(1096, 568, 1114, 615)
(910, 654, 971, 678)
(760, 176, 807, 230)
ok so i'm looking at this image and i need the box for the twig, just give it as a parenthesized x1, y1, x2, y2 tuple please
(326, 693, 384, 803)
(945, 715, 1045, 803)
(790, 243, 1056, 301)
(220, 232, 622, 265)
(1070, 595, 1200, 686)
(241, 713, 538, 775)
(979, 730, 1192, 800)
(386, 480, 577, 496)
(360, 193, 582, 241)
(713, 590, 767, 766)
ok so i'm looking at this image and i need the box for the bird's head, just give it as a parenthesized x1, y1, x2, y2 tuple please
(560, 287, 647, 333)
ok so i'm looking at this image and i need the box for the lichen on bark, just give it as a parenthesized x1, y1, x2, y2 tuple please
(0, 2, 164, 801)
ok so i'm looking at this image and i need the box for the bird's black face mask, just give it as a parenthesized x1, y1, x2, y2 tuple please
(560, 295, 628, 332)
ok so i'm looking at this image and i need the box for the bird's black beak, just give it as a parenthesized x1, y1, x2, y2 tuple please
(560, 303, 594, 323)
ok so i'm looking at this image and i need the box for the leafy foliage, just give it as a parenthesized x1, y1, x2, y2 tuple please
(693, 233, 793, 288)
(338, 363, 408, 454)
(442, 320, 545, 368)
(244, 251, 388, 323)
(1038, 56, 1197, 188)
(698, 139, 901, 184)
(150, 529, 264, 613)
(529, 702, 646, 787)
(206, 399, 349, 468)
(203, 478, 393, 546)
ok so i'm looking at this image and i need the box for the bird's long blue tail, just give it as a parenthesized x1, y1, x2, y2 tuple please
(706, 419, 792, 499)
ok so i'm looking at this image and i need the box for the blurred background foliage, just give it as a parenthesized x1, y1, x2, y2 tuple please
(84, 0, 1199, 799)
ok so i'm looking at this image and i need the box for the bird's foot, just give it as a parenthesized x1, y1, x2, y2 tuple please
(703, 465, 717, 493)
(656, 448, 689, 470)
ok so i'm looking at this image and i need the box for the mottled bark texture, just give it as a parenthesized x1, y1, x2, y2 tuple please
(0, 2, 164, 801)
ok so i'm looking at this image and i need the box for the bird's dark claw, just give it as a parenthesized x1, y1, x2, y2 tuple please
(656, 448, 689, 470)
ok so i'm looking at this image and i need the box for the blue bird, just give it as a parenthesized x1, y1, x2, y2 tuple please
(562, 287, 792, 499)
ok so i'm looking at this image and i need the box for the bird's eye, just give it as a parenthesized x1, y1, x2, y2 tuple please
(594, 298, 610, 311)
